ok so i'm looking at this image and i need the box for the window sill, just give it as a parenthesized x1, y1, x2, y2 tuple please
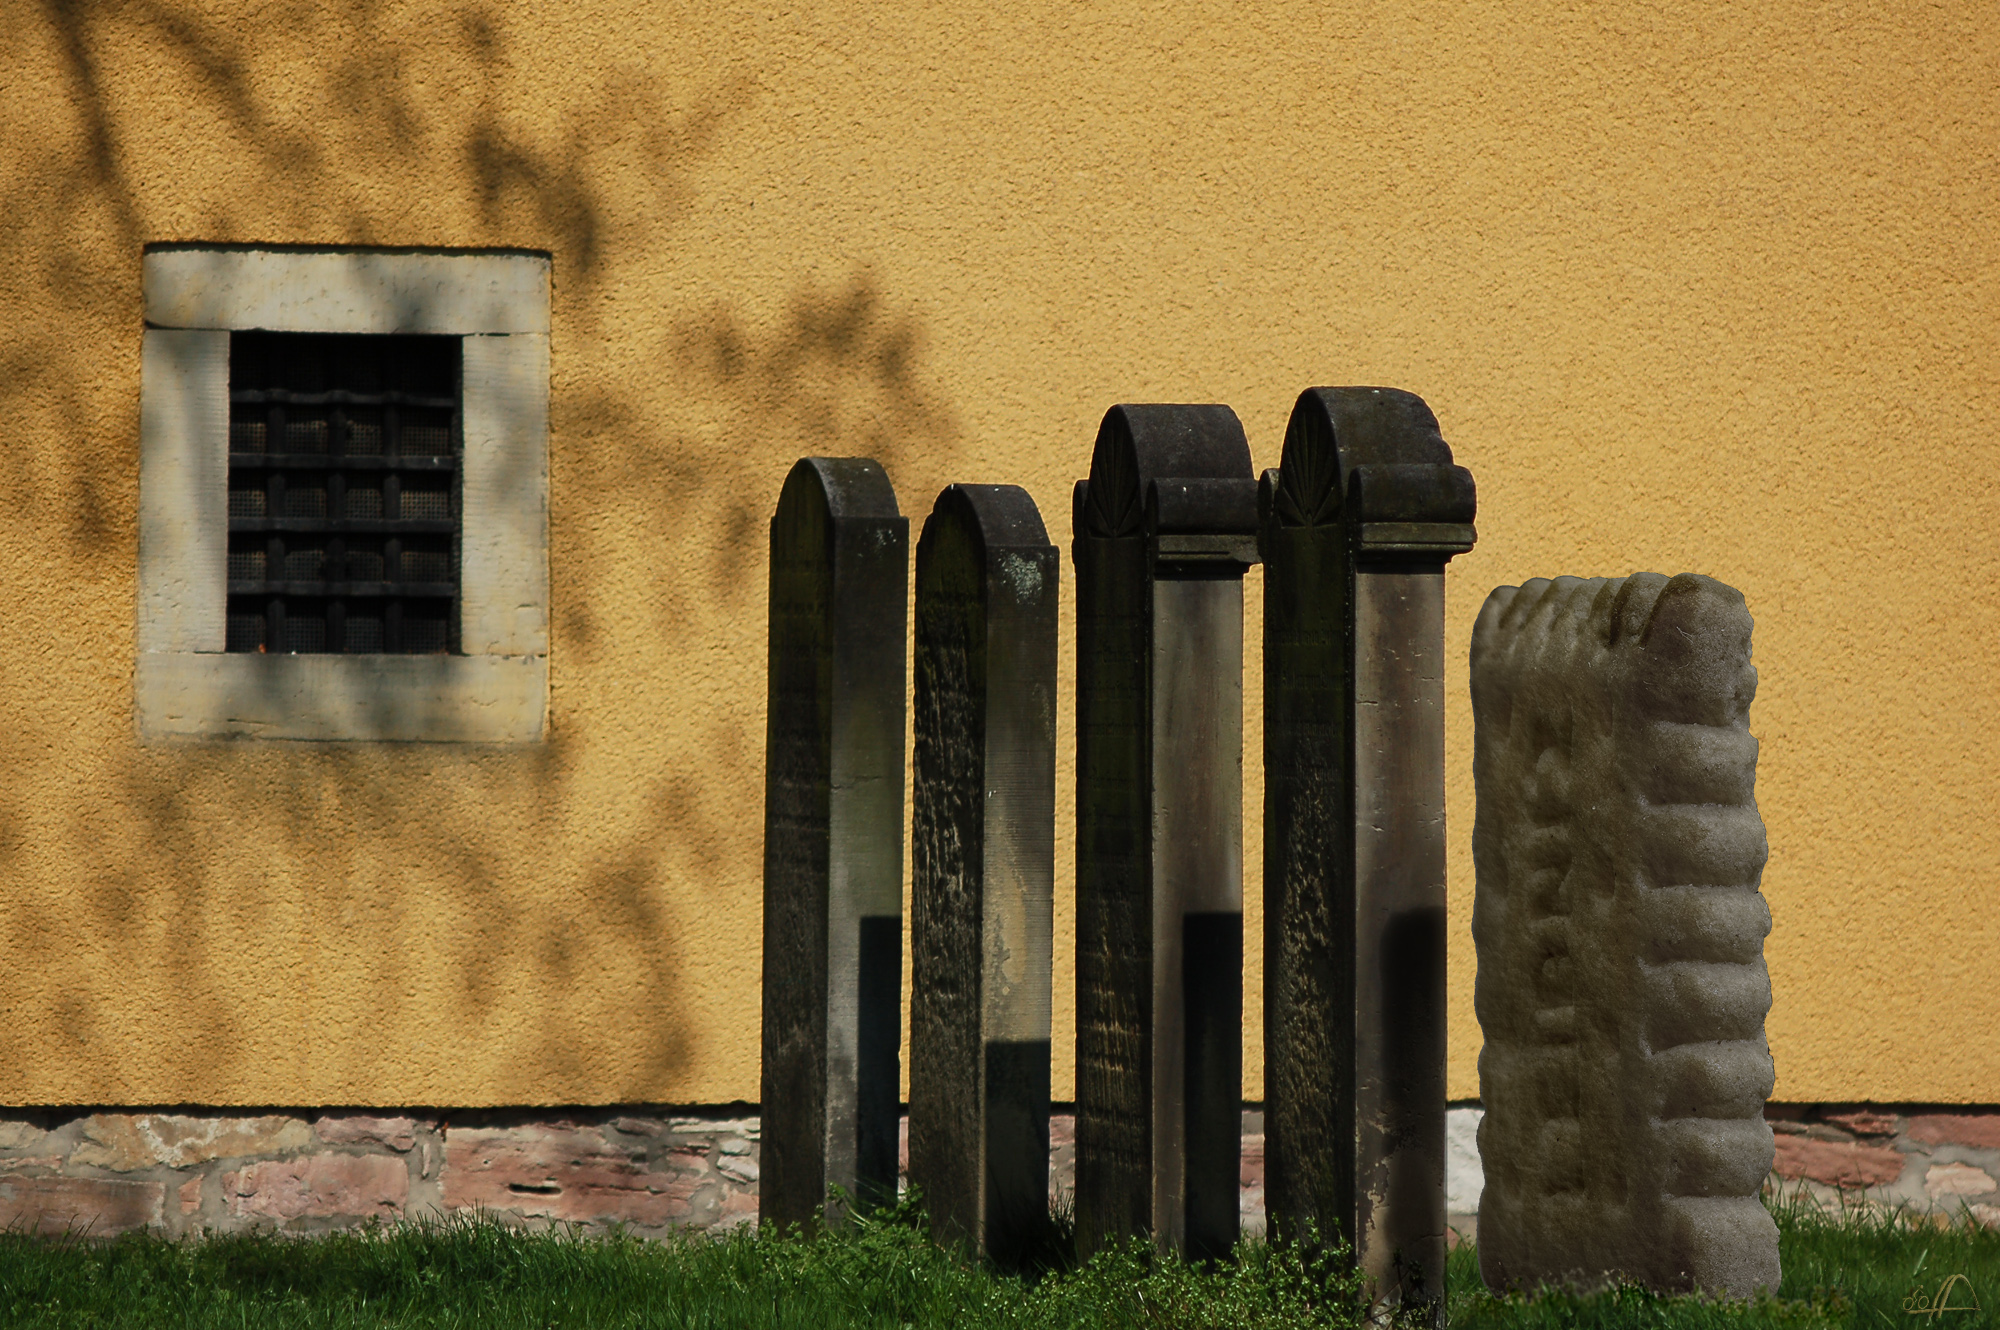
(135, 652, 547, 742)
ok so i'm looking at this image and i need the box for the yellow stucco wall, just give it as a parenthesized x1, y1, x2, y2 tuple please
(2, 0, 1995, 1107)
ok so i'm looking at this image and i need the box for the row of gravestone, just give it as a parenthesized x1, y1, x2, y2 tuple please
(757, 386, 1779, 1317)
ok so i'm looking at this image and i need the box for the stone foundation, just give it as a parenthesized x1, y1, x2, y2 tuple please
(4, 1103, 1992, 1241)
(0, 1107, 761, 1238)
(1444, 1104, 2000, 1244)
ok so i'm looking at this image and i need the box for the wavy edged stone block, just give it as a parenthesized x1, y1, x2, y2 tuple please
(1471, 573, 1778, 1297)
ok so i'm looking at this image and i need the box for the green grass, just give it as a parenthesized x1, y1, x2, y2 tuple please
(0, 1196, 1359, 1329)
(4, 1190, 1997, 1328)
(1447, 1190, 2000, 1330)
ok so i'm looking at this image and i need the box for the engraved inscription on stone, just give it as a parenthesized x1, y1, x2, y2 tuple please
(1471, 572, 1778, 1298)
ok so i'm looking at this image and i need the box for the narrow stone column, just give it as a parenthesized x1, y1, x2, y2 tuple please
(761, 457, 908, 1230)
(1073, 405, 1259, 1261)
(1260, 388, 1476, 1321)
(908, 484, 1059, 1266)
(1472, 573, 1778, 1298)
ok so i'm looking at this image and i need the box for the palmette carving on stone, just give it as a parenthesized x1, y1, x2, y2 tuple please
(1471, 573, 1779, 1298)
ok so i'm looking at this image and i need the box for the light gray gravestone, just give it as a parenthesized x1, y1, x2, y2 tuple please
(1471, 572, 1778, 1297)
(908, 483, 1059, 1266)
(1259, 387, 1477, 1323)
(1072, 404, 1259, 1262)
(761, 457, 908, 1229)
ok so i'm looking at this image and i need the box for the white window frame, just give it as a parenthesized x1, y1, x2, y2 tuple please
(136, 247, 549, 742)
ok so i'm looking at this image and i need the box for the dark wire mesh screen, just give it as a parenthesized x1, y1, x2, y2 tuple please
(226, 332, 461, 654)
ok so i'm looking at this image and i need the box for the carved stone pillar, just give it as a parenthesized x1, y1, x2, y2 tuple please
(1261, 387, 1476, 1321)
(909, 483, 1059, 1266)
(1073, 405, 1259, 1261)
(761, 457, 907, 1229)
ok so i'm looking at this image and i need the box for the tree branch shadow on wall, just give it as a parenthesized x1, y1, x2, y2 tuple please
(0, 2, 963, 1110)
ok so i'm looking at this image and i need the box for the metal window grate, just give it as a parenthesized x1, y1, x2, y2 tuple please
(226, 331, 461, 654)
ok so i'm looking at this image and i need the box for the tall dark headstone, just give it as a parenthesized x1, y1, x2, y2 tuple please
(1073, 405, 1259, 1261)
(1260, 388, 1476, 1321)
(761, 457, 908, 1230)
(908, 484, 1059, 1266)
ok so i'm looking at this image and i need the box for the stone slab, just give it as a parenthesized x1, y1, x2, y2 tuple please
(1472, 573, 1778, 1298)
(761, 457, 907, 1227)
(1910, 1115, 2000, 1150)
(1261, 387, 1474, 1321)
(0, 1175, 165, 1236)
(314, 1115, 419, 1151)
(1772, 1135, 1906, 1188)
(1071, 403, 1254, 1262)
(144, 248, 552, 335)
(73, 1114, 313, 1171)
(226, 1155, 410, 1221)
(909, 483, 1057, 1264)
(442, 1123, 701, 1227)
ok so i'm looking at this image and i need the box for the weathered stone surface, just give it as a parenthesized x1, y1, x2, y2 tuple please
(314, 1115, 418, 1151)
(719, 1186, 761, 1229)
(1773, 1120, 1863, 1143)
(1925, 1163, 1996, 1198)
(74, 1114, 313, 1170)
(179, 1177, 203, 1214)
(0, 1121, 49, 1151)
(910, 483, 1057, 1265)
(1771, 1135, 1906, 1187)
(1821, 1110, 1899, 1138)
(1048, 1113, 1076, 1204)
(1262, 388, 1476, 1323)
(419, 1137, 441, 1181)
(1447, 1107, 1486, 1214)
(226, 1155, 409, 1220)
(669, 1117, 759, 1139)
(1239, 1133, 1265, 1191)
(443, 1124, 698, 1226)
(1909, 1115, 2000, 1150)
(1239, 1132, 1266, 1238)
(0, 1175, 165, 1235)
(1073, 404, 1254, 1263)
(762, 457, 907, 1228)
(1473, 574, 1778, 1298)
(611, 1117, 665, 1138)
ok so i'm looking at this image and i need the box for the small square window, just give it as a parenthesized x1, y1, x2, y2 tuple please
(224, 332, 463, 655)
(137, 247, 550, 742)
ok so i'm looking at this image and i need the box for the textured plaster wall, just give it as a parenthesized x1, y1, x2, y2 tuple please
(1, 0, 1994, 1107)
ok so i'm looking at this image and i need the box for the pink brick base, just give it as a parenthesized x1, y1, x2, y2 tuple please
(4, 1102, 1998, 1241)
(0, 1108, 761, 1239)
